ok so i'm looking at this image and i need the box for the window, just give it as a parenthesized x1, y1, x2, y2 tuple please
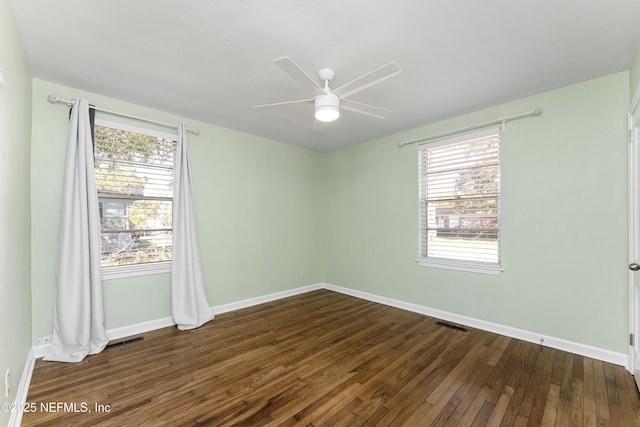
(94, 121, 176, 278)
(418, 128, 501, 274)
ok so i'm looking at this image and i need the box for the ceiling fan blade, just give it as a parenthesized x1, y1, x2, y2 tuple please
(334, 62, 401, 99)
(274, 57, 322, 94)
(253, 98, 314, 109)
(341, 99, 390, 119)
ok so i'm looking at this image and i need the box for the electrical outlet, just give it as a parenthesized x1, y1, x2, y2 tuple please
(36, 335, 53, 346)
(5, 369, 10, 398)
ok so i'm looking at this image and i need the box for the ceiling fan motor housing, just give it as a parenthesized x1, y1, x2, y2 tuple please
(315, 93, 340, 122)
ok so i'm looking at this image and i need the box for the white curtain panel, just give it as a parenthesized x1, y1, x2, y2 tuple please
(172, 124, 214, 329)
(44, 99, 109, 363)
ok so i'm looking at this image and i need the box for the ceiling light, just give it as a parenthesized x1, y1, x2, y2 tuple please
(314, 93, 340, 122)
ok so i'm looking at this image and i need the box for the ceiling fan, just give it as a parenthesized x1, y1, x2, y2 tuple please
(253, 57, 401, 122)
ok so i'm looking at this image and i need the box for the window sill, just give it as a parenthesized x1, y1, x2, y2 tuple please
(417, 257, 502, 275)
(102, 261, 171, 280)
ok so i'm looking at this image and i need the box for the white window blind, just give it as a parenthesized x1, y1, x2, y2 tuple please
(94, 123, 175, 269)
(418, 128, 501, 274)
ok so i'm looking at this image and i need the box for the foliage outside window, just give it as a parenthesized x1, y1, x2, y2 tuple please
(94, 123, 175, 270)
(418, 129, 501, 274)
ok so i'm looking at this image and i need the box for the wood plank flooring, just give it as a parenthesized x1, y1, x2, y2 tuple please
(22, 290, 640, 426)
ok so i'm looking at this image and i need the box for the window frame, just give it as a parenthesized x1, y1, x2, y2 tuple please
(94, 119, 177, 280)
(416, 127, 503, 275)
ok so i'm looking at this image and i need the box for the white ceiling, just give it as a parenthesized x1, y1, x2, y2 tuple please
(11, 0, 640, 152)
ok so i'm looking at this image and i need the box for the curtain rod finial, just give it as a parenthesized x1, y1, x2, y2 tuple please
(47, 95, 58, 103)
(533, 108, 542, 115)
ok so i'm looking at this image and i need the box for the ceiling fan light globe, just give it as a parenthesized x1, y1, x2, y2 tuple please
(315, 106, 340, 122)
(315, 94, 340, 122)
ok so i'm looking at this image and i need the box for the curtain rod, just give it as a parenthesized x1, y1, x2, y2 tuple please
(397, 108, 542, 148)
(47, 95, 200, 136)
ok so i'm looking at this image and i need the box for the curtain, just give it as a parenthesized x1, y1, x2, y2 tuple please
(45, 99, 109, 362)
(171, 124, 214, 329)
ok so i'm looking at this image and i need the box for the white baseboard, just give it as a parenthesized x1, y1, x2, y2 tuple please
(323, 283, 628, 367)
(33, 315, 178, 359)
(32, 343, 49, 359)
(33, 282, 628, 367)
(32, 283, 325, 359)
(212, 283, 323, 315)
(24, 280, 627, 420)
(8, 348, 35, 427)
(106, 316, 176, 343)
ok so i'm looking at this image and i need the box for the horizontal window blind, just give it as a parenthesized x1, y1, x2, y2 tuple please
(94, 125, 175, 267)
(419, 130, 501, 266)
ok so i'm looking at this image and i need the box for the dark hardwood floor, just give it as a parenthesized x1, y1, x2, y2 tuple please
(22, 290, 640, 426)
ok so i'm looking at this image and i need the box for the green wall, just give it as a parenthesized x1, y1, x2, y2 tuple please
(0, 0, 32, 422)
(630, 40, 640, 99)
(323, 72, 630, 354)
(27, 57, 638, 362)
(30, 79, 324, 339)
